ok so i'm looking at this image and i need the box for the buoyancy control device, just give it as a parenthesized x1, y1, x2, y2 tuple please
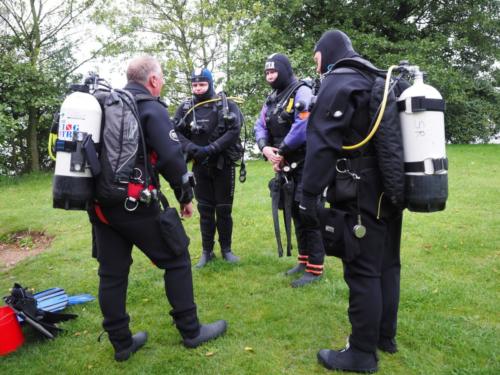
(397, 62, 448, 212)
(176, 92, 248, 182)
(319, 59, 448, 213)
(50, 73, 152, 211)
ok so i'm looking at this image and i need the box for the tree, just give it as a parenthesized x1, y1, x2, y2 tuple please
(0, 0, 108, 173)
(228, 0, 500, 143)
(98, 0, 258, 105)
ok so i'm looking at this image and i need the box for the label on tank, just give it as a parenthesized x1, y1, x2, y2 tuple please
(58, 115, 80, 141)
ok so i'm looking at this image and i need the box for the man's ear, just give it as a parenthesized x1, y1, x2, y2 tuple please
(149, 74, 158, 88)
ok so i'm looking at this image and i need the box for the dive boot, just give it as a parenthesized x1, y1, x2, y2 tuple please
(285, 263, 306, 275)
(317, 345, 378, 373)
(222, 250, 240, 263)
(291, 272, 322, 288)
(183, 320, 227, 348)
(377, 337, 398, 354)
(114, 331, 148, 362)
(195, 251, 215, 268)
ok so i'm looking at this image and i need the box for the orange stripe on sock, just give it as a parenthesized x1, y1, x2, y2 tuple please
(306, 269, 323, 275)
(306, 263, 324, 270)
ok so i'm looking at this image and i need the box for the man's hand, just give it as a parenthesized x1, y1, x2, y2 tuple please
(193, 144, 215, 162)
(263, 146, 282, 165)
(299, 192, 320, 228)
(272, 160, 284, 172)
(180, 202, 194, 218)
(186, 143, 201, 158)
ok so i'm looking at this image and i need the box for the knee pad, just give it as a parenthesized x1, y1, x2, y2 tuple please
(198, 202, 215, 216)
(215, 204, 232, 217)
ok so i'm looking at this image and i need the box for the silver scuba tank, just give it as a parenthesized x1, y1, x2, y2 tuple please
(397, 65, 448, 212)
(53, 88, 102, 210)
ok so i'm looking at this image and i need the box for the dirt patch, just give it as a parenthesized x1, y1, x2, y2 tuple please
(0, 231, 53, 270)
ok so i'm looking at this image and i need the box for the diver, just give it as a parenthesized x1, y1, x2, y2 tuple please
(254, 53, 325, 287)
(174, 68, 243, 268)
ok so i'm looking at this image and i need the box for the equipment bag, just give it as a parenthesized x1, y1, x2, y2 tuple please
(157, 193, 190, 256)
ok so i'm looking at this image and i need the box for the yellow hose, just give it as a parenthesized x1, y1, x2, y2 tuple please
(182, 96, 244, 118)
(342, 65, 398, 150)
(48, 133, 57, 161)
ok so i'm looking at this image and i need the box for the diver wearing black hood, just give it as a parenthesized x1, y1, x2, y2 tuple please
(264, 53, 295, 91)
(174, 68, 243, 268)
(254, 53, 325, 287)
(299, 30, 405, 373)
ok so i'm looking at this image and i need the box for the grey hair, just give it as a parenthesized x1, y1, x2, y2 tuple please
(126, 56, 162, 84)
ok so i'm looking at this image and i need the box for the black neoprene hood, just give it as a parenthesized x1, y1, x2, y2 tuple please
(265, 53, 294, 91)
(314, 30, 360, 74)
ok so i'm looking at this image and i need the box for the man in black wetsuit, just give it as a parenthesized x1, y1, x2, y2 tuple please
(89, 56, 227, 361)
(299, 31, 405, 373)
(174, 68, 242, 268)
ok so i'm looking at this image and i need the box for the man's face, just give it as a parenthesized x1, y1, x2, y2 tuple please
(192, 81, 209, 95)
(314, 51, 322, 75)
(265, 69, 278, 84)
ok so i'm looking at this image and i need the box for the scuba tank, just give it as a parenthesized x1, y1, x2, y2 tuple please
(52, 75, 102, 210)
(397, 63, 448, 212)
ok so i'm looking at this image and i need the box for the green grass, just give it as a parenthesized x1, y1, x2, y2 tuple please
(0, 145, 499, 374)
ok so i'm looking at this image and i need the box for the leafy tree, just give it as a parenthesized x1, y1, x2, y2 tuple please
(97, 0, 258, 106)
(229, 0, 500, 143)
(0, 0, 109, 173)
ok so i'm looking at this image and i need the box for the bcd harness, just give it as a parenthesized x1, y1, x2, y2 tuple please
(264, 80, 310, 146)
(176, 92, 247, 182)
(266, 81, 310, 257)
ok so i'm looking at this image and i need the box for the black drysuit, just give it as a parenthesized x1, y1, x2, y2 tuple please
(303, 64, 404, 352)
(174, 97, 242, 254)
(88, 82, 200, 352)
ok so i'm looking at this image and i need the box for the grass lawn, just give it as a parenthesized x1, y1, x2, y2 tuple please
(0, 144, 498, 374)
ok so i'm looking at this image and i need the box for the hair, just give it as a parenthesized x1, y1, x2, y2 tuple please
(126, 56, 162, 84)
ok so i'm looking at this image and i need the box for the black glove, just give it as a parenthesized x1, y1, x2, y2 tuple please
(174, 184, 194, 204)
(193, 144, 215, 162)
(299, 192, 320, 229)
(185, 143, 201, 158)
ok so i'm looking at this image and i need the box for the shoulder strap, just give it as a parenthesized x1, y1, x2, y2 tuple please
(278, 80, 308, 108)
(135, 93, 167, 108)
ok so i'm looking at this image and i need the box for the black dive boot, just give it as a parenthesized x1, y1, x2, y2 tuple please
(378, 337, 398, 354)
(221, 249, 240, 263)
(317, 345, 378, 373)
(285, 263, 306, 275)
(183, 320, 227, 348)
(196, 251, 215, 268)
(291, 272, 321, 288)
(114, 331, 148, 362)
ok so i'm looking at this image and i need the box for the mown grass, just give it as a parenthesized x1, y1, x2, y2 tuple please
(0, 145, 498, 375)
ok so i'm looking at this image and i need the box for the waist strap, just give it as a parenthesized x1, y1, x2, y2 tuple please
(336, 156, 378, 173)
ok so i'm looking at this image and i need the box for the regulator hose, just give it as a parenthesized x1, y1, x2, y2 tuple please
(342, 65, 398, 150)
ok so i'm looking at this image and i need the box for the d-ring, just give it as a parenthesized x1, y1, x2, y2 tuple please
(124, 198, 139, 212)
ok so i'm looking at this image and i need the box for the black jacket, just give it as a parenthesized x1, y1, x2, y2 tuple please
(125, 82, 192, 203)
(302, 69, 373, 196)
(173, 96, 242, 163)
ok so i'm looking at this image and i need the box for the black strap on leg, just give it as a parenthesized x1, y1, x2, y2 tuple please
(282, 176, 294, 257)
(269, 174, 283, 257)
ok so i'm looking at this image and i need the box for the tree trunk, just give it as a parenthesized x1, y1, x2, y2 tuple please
(27, 106, 40, 172)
